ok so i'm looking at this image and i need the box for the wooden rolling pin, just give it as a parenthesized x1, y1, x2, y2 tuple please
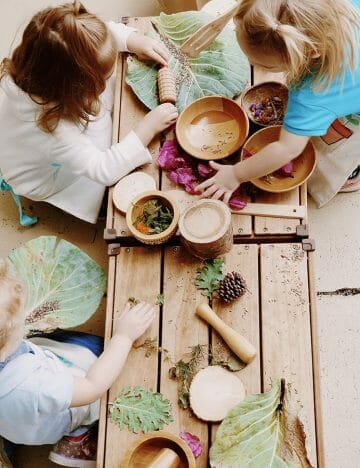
(195, 303, 257, 364)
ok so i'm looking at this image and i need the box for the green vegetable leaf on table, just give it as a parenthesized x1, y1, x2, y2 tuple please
(109, 386, 173, 433)
(210, 380, 313, 468)
(195, 258, 225, 299)
(6, 236, 106, 335)
(126, 11, 250, 112)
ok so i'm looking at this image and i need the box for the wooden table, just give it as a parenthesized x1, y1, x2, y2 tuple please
(98, 17, 323, 468)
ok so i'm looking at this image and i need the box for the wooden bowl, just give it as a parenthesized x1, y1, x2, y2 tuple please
(121, 431, 196, 468)
(175, 96, 249, 160)
(241, 81, 288, 126)
(126, 190, 180, 245)
(240, 125, 316, 193)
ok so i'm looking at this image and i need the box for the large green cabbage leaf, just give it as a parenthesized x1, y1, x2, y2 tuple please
(126, 11, 250, 111)
(6, 236, 106, 335)
(210, 380, 313, 468)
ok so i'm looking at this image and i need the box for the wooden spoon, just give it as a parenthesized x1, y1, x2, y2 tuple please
(180, 2, 239, 57)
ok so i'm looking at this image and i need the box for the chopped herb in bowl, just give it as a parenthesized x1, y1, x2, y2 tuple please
(133, 199, 173, 235)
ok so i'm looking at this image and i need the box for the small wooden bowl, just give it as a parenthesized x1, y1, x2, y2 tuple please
(176, 95, 249, 160)
(240, 125, 316, 193)
(126, 190, 180, 245)
(241, 81, 288, 126)
(120, 431, 196, 468)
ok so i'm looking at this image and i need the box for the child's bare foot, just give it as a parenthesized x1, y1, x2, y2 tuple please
(134, 103, 178, 147)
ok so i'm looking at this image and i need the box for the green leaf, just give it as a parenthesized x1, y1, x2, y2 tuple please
(126, 11, 250, 112)
(195, 258, 225, 299)
(156, 293, 164, 305)
(210, 380, 313, 468)
(109, 386, 173, 433)
(6, 236, 106, 335)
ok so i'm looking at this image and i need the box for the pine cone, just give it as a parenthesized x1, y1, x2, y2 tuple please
(218, 272, 247, 303)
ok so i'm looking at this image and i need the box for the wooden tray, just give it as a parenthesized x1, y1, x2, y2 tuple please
(105, 18, 308, 243)
(97, 243, 323, 467)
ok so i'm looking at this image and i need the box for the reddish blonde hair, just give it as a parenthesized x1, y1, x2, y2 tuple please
(0, 1, 117, 132)
(235, 0, 360, 89)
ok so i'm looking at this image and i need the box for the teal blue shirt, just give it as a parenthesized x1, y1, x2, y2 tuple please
(284, 1, 360, 136)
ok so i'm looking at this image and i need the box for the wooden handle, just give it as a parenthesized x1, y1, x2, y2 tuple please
(195, 303, 257, 364)
(232, 202, 306, 219)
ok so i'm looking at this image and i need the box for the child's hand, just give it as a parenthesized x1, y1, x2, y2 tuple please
(134, 103, 178, 147)
(127, 32, 169, 66)
(114, 301, 155, 342)
(196, 161, 240, 204)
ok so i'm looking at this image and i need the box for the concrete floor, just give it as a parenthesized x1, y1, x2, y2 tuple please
(1, 1, 359, 467)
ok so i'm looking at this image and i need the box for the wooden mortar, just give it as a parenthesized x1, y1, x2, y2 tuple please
(178, 199, 232, 259)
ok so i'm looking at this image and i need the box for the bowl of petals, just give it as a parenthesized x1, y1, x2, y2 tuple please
(175, 95, 249, 160)
(126, 190, 180, 245)
(240, 125, 316, 193)
(241, 81, 288, 127)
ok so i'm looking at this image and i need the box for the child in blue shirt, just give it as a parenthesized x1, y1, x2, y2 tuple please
(197, 0, 360, 207)
(0, 259, 155, 467)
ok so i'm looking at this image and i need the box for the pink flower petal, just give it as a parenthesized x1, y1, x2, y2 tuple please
(242, 148, 253, 159)
(197, 163, 215, 178)
(176, 167, 196, 185)
(157, 140, 179, 170)
(229, 195, 247, 210)
(168, 170, 180, 184)
(280, 161, 294, 176)
(180, 431, 203, 458)
(184, 182, 197, 194)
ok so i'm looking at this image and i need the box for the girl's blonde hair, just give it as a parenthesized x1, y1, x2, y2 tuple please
(235, 0, 360, 89)
(0, 260, 25, 357)
(0, 1, 117, 132)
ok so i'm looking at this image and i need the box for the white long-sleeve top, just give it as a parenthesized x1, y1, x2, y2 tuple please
(0, 22, 152, 223)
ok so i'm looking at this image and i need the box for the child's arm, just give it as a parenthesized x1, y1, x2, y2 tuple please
(70, 302, 155, 407)
(107, 21, 169, 66)
(197, 129, 310, 202)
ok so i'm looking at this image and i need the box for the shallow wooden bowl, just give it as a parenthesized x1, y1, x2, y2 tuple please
(240, 125, 316, 193)
(176, 95, 249, 160)
(241, 81, 288, 126)
(126, 190, 180, 245)
(120, 431, 196, 468)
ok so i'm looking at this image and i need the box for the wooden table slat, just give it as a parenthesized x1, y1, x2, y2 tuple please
(160, 246, 210, 467)
(260, 243, 317, 465)
(102, 247, 162, 466)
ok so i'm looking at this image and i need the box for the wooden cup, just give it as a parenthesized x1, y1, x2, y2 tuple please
(179, 199, 233, 259)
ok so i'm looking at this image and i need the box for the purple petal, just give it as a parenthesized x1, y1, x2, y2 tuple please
(197, 163, 215, 178)
(176, 167, 196, 185)
(157, 140, 179, 170)
(167, 170, 179, 184)
(242, 148, 253, 160)
(180, 431, 203, 458)
(280, 161, 294, 176)
(228, 195, 248, 210)
(184, 182, 197, 194)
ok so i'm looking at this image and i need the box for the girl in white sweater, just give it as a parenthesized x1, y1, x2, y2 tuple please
(0, 1, 178, 223)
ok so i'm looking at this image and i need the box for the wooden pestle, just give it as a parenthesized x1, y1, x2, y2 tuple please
(158, 67, 177, 104)
(195, 303, 257, 364)
(148, 448, 181, 468)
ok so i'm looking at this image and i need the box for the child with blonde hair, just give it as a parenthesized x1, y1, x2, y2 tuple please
(198, 0, 360, 207)
(0, 259, 155, 467)
(0, 1, 178, 224)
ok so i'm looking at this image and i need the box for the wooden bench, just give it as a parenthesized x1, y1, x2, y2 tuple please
(98, 17, 323, 468)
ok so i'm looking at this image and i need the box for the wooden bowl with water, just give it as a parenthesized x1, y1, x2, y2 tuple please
(176, 96, 249, 160)
(240, 125, 316, 193)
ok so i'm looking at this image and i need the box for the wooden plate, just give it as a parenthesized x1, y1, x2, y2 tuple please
(113, 173, 157, 214)
(176, 96, 249, 160)
(241, 125, 316, 193)
(121, 430, 196, 468)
